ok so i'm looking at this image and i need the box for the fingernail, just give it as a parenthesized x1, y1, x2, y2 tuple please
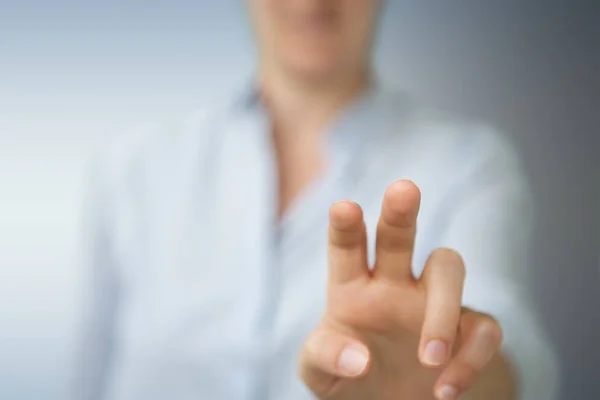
(436, 385, 457, 400)
(337, 345, 369, 377)
(423, 339, 448, 366)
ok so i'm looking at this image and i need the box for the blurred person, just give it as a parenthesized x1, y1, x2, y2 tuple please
(73, 1, 557, 399)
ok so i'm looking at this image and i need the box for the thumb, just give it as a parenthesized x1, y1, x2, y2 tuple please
(298, 328, 371, 396)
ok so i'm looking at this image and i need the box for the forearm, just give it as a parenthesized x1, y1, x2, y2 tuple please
(461, 352, 517, 400)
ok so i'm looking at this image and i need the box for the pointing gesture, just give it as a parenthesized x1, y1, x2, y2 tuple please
(299, 180, 506, 400)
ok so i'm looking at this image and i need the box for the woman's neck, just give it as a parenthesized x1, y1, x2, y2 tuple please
(258, 64, 372, 137)
(257, 63, 372, 217)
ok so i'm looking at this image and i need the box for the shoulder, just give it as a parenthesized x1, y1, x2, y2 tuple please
(364, 88, 533, 229)
(375, 89, 527, 187)
(89, 98, 236, 195)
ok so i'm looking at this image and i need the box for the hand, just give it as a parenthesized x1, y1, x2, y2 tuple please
(298, 180, 506, 400)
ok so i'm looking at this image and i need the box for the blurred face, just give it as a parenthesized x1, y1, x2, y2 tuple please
(248, 0, 381, 82)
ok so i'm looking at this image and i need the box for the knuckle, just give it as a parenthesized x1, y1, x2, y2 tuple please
(303, 331, 325, 356)
(330, 231, 363, 249)
(474, 314, 503, 347)
(376, 227, 413, 251)
(458, 361, 482, 385)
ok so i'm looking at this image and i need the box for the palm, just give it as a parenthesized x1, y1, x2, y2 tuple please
(323, 241, 437, 399)
(329, 277, 424, 337)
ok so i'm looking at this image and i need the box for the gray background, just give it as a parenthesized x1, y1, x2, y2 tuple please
(0, 1, 598, 399)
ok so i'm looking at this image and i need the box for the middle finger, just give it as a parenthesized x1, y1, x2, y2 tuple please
(374, 180, 421, 281)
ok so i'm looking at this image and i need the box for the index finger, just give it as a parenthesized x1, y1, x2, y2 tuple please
(328, 200, 369, 284)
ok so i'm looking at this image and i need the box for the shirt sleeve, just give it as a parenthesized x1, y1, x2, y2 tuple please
(435, 132, 560, 399)
(71, 154, 121, 400)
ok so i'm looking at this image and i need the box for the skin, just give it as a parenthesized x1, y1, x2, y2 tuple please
(247, 0, 377, 214)
(299, 183, 517, 399)
(247, 1, 517, 398)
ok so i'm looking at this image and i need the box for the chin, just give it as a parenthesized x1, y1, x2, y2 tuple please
(284, 52, 344, 84)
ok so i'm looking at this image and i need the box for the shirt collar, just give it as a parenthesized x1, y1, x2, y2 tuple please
(228, 74, 394, 173)
(230, 76, 262, 112)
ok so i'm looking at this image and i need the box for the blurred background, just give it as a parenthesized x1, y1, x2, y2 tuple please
(0, 1, 598, 399)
